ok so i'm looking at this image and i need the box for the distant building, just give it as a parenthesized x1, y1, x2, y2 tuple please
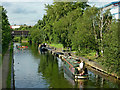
(101, 1, 120, 19)
(10, 25, 20, 29)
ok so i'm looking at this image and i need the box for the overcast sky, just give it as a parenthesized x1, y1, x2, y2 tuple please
(1, 0, 119, 26)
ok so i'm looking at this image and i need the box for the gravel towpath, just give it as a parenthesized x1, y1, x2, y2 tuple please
(0, 44, 11, 89)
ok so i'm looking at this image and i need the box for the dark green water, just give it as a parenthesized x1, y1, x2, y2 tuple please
(14, 43, 120, 88)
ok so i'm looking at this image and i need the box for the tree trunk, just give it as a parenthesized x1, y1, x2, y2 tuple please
(100, 12, 104, 56)
(93, 20, 100, 57)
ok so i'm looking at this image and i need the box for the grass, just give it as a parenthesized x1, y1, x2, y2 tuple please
(7, 42, 13, 88)
(48, 43, 63, 48)
(85, 52, 97, 60)
(22, 37, 28, 42)
(75, 50, 97, 61)
(21, 42, 29, 46)
(13, 36, 29, 42)
(14, 37, 20, 42)
(48, 43, 96, 60)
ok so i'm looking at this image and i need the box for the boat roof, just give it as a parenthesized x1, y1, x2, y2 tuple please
(64, 57, 80, 67)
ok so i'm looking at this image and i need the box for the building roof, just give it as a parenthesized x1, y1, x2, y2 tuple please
(101, 1, 120, 8)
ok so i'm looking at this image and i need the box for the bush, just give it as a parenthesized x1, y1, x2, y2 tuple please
(14, 37, 20, 42)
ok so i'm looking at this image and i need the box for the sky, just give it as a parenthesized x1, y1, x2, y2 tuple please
(1, 0, 119, 26)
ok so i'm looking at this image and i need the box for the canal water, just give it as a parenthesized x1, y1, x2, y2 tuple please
(14, 43, 120, 88)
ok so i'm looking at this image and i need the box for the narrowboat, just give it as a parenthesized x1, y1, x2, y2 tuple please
(63, 57, 88, 80)
(39, 43, 48, 53)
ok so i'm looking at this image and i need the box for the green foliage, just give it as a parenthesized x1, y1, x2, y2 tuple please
(14, 36, 20, 42)
(103, 21, 120, 75)
(21, 42, 29, 46)
(15, 25, 32, 31)
(29, 1, 120, 75)
(30, 28, 44, 44)
(48, 43, 63, 48)
(1, 6, 12, 54)
(22, 37, 29, 42)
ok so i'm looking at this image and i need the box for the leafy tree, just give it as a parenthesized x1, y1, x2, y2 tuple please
(103, 21, 120, 75)
(1, 6, 12, 53)
(27, 1, 120, 76)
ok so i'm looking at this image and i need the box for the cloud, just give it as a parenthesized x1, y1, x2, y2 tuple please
(13, 8, 37, 14)
(1, 0, 53, 2)
(2, 0, 119, 25)
(2, 2, 52, 25)
(2, 2, 12, 6)
(1, 0, 119, 2)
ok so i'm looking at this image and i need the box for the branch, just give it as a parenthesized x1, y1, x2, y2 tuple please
(103, 15, 109, 27)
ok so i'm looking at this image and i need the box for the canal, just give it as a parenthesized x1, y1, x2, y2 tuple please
(14, 43, 120, 88)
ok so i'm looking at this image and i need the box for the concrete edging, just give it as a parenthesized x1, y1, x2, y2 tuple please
(46, 45, 120, 80)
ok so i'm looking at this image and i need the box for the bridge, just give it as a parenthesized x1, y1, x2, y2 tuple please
(11, 30, 30, 36)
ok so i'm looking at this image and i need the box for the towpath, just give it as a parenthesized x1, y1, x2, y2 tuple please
(1, 43, 11, 89)
(0, 65, 2, 90)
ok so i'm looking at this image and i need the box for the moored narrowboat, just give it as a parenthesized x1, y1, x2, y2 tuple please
(63, 57, 88, 80)
(38, 43, 48, 53)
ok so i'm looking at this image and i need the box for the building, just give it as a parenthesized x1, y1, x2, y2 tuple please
(101, 1, 120, 19)
(10, 25, 20, 29)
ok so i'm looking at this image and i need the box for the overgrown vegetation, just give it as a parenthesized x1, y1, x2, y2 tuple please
(1, 1, 119, 76)
(48, 43, 63, 48)
(13, 36, 28, 43)
(0, 6, 13, 88)
(13, 36, 21, 42)
(1, 6, 12, 56)
(27, 1, 120, 76)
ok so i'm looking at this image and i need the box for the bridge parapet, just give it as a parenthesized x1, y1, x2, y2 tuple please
(11, 30, 30, 36)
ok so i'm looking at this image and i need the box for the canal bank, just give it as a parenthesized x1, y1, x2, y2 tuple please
(2, 42, 14, 89)
(43, 44, 120, 80)
(0, 65, 2, 89)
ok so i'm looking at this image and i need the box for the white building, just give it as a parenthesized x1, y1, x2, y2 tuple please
(10, 25, 20, 29)
(101, 1, 120, 19)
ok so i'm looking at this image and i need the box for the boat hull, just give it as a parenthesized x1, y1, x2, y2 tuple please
(40, 47, 48, 52)
(63, 64, 75, 79)
(63, 64, 88, 79)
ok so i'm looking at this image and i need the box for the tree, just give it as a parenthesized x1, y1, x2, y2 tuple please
(82, 6, 112, 57)
(103, 21, 120, 75)
(1, 6, 12, 53)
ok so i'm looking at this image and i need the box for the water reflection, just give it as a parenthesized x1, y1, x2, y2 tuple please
(14, 43, 120, 88)
(14, 43, 49, 88)
(88, 67, 120, 88)
(38, 52, 74, 88)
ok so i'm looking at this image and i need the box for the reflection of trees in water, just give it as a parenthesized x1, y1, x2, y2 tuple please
(38, 53, 74, 88)
(29, 45, 41, 58)
(76, 80, 87, 88)
(30, 45, 120, 88)
(88, 71, 119, 88)
(88, 66, 120, 88)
